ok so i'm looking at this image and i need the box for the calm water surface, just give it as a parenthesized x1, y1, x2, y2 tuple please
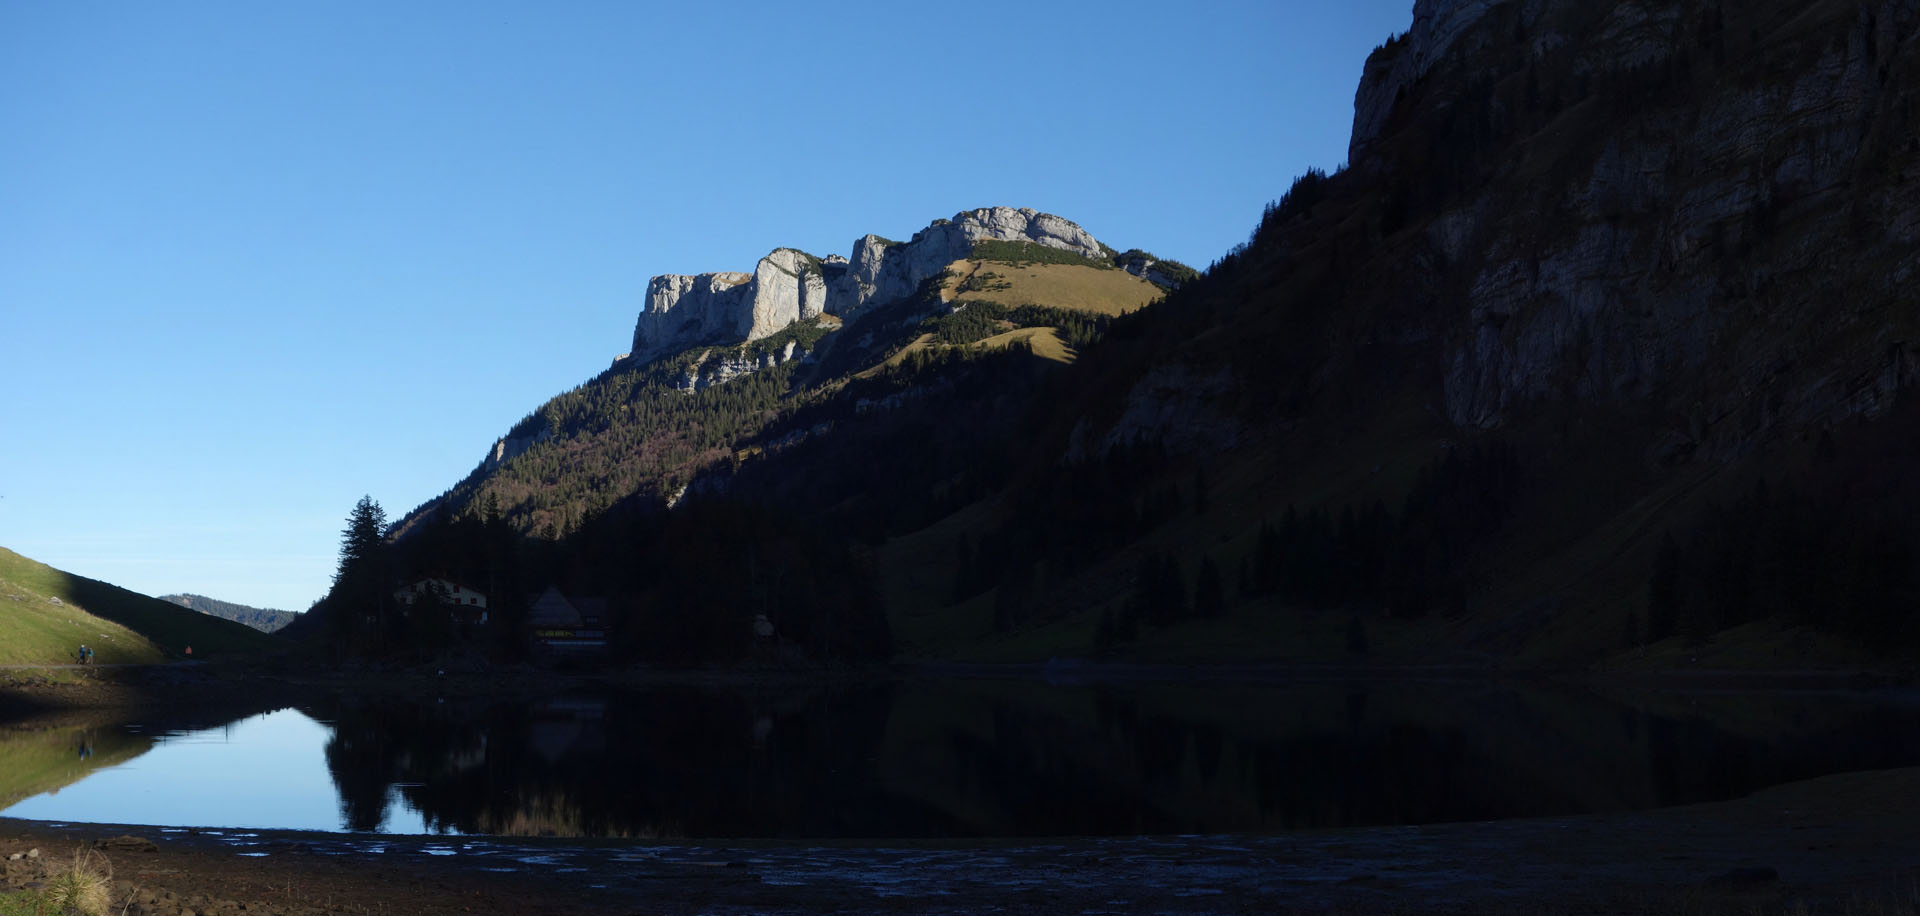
(5, 679, 1919, 838)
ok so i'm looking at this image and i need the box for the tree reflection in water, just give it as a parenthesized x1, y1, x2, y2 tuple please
(313, 681, 1920, 838)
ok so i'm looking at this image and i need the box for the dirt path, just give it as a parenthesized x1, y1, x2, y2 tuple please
(5, 766, 1919, 915)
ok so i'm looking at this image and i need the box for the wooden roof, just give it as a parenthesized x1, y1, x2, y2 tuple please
(525, 587, 583, 628)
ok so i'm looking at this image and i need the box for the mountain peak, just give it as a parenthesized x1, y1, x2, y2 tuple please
(626, 207, 1110, 364)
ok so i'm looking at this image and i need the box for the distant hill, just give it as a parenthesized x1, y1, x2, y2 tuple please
(159, 594, 298, 633)
(0, 547, 277, 663)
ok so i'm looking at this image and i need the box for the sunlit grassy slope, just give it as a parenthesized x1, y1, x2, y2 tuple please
(976, 327, 1073, 363)
(858, 333, 939, 379)
(0, 547, 276, 664)
(941, 259, 1164, 315)
(860, 328, 1075, 382)
(849, 255, 1130, 381)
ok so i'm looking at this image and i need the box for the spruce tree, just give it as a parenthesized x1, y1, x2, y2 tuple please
(337, 496, 387, 582)
(332, 496, 392, 650)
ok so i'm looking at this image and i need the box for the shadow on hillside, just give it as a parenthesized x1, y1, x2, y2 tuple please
(0, 565, 293, 720)
(50, 569, 283, 661)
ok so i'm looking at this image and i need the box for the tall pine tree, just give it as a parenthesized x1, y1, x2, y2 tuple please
(332, 496, 393, 650)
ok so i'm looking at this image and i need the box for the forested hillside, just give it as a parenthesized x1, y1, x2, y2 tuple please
(887, 0, 1920, 667)
(390, 234, 1182, 543)
(319, 0, 1920, 671)
(160, 594, 298, 633)
(310, 230, 1185, 666)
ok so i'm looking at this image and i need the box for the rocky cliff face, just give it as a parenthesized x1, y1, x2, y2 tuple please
(1350, 0, 1503, 165)
(630, 248, 827, 364)
(628, 207, 1109, 364)
(1342, 0, 1920, 460)
(830, 207, 1107, 312)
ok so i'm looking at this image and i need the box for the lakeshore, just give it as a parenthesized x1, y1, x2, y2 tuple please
(4, 764, 1919, 915)
(3, 663, 1918, 914)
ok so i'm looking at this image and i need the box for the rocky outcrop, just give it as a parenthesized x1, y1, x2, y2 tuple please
(484, 424, 551, 473)
(1065, 364, 1241, 462)
(629, 207, 1110, 364)
(1116, 252, 1187, 289)
(630, 249, 827, 364)
(1351, 0, 1506, 165)
(832, 207, 1108, 313)
(674, 340, 805, 392)
(1337, 0, 1920, 459)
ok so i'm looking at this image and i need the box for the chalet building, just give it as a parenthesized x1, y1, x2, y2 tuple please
(526, 587, 608, 655)
(396, 577, 489, 625)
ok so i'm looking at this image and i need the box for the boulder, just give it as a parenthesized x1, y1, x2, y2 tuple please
(95, 835, 158, 853)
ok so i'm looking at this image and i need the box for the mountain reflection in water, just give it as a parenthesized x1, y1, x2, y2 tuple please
(5, 680, 1920, 836)
(0, 718, 150, 811)
(307, 680, 1920, 839)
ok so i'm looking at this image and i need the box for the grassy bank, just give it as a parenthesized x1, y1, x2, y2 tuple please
(0, 547, 276, 664)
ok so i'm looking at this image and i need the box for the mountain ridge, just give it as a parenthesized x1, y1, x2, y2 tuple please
(862, 0, 1920, 666)
(392, 206, 1181, 542)
(623, 207, 1137, 365)
(343, 0, 1920, 670)
(159, 593, 298, 633)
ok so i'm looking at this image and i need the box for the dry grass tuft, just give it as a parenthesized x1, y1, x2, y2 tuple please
(42, 847, 111, 916)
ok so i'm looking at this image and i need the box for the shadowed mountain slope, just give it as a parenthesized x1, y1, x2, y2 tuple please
(0, 547, 278, 663)
(348, 0, 1920, 670)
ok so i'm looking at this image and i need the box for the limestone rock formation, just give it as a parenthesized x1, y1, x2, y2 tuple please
(1350, 0, 1505, 166)
(1065, 363, 1241, 463)
(484, 425, 551, 473)
(1115, 252, 1188, 289)
(628, 207, 1110, 364)
(674, 339, 805, 392)
(832, 207, 1108, 313)
(629, 248, 828, 364)
(1340, 0, 1920, 459)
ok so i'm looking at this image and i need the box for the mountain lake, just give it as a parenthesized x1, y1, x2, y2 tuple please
(5, 677, 1920, 839)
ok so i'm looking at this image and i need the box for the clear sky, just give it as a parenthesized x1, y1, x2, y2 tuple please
(0, 1, 1414, 612)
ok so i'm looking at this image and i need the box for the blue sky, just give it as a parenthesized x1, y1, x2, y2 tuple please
(1, 1, 1414, 612)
